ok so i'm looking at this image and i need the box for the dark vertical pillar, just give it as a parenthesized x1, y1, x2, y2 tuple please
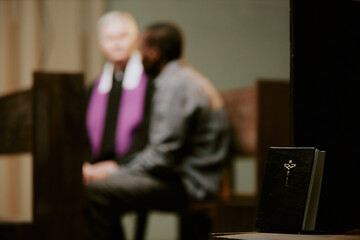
(291, 0, 360, 231)
(32, 72, 86, 239)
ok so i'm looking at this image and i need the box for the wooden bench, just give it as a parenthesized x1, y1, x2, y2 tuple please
(0, 72, 86, 240)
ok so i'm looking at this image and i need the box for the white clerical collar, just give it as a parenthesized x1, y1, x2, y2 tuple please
(97, 51, 143, 94)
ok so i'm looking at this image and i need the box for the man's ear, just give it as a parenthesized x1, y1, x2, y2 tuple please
(149, 46, 161, 62)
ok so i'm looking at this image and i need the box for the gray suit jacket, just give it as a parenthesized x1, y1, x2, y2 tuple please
(126, 60, 229, 201)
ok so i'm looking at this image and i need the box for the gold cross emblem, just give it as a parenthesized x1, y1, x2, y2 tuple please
(284, 160, 296, 186)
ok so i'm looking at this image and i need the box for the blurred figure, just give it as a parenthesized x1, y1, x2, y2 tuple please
(84, 11, 151, 183)
(136, 22, 229, 201)
(83, 21, 229, 240)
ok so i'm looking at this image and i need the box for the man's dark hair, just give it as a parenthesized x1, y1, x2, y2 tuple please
(144, 22, 183, 61)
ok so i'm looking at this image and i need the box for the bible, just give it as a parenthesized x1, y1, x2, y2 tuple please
(256, 147, 326, 232)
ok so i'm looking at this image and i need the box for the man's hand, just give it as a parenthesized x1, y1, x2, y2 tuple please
(82, 161, 119, 184)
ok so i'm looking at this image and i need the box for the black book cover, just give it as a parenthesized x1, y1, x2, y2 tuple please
(256, 147, 325, 232)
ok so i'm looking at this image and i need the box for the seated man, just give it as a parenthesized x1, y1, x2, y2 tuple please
(83, 22, 229, 240)
(84, 11, 151, 183)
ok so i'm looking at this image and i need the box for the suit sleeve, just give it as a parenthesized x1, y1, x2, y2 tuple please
(125, 78, 195, 175)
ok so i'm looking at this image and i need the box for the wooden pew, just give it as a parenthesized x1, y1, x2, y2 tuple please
(0, 72, 86, 240)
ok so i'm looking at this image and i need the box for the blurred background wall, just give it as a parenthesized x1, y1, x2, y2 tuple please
(0, 0, 289, 237)
(107, 0, 290, 90)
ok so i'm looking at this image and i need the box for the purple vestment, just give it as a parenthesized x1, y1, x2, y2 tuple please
(86, 72, 148, 159)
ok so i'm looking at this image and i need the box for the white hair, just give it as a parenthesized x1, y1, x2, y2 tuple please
(97, 11, 139, 39)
